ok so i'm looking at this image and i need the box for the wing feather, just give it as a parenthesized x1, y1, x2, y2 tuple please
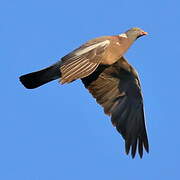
(61, 60, 100, 84)
(60, 39, 110, 84)
(81, 57, 149, 158)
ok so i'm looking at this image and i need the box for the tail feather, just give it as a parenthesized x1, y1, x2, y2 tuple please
(19, 62, 61, 89)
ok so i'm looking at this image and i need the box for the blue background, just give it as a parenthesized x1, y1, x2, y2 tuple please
(1, 0, 180, 179)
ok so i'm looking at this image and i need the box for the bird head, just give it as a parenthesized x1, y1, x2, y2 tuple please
(125, 27, 148, 40)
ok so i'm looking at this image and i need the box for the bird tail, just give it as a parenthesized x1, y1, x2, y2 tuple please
(19, 62, 62, 89)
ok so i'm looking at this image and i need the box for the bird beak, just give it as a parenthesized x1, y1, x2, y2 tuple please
(141, 31, 148, 36)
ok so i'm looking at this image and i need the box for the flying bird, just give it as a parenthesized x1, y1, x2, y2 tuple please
(19, 27, 149, 158)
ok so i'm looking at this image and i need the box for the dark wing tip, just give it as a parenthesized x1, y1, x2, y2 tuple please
(143, 134, 149, 153)
(125, 140, 131, 155)
(125, 136, 149, 159)
(131, 139, 137, 158)
(125, 137, 138, 159)
(112, 96, 149, 159)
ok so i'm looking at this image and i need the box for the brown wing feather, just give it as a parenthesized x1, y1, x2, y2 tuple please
(60, 38, 110, 84)
(81, 57, 149, 158)
(60, 57, 100, 84)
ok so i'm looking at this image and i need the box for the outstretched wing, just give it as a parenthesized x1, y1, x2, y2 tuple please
(60, 38, 110, 84)
(81, 57, 149, 158)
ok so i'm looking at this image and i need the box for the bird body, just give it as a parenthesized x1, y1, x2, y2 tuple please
(19, 27, 149, 158)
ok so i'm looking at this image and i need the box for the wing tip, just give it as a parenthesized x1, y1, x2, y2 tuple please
(124, 136, 149, 159)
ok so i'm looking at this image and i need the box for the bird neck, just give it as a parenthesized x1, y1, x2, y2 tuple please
(125, 32, 138, 42)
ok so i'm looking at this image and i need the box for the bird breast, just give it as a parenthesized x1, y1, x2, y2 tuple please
(102, 38, 132, 65)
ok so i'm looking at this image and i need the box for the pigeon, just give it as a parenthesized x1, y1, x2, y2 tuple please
(19, 27, 149, 158)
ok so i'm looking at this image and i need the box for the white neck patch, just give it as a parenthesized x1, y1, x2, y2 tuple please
(75, 40, 110, 56)
(119, 33, 128, 38)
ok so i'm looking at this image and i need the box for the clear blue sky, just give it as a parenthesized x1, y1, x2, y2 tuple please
(1, 0, 180, 179)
